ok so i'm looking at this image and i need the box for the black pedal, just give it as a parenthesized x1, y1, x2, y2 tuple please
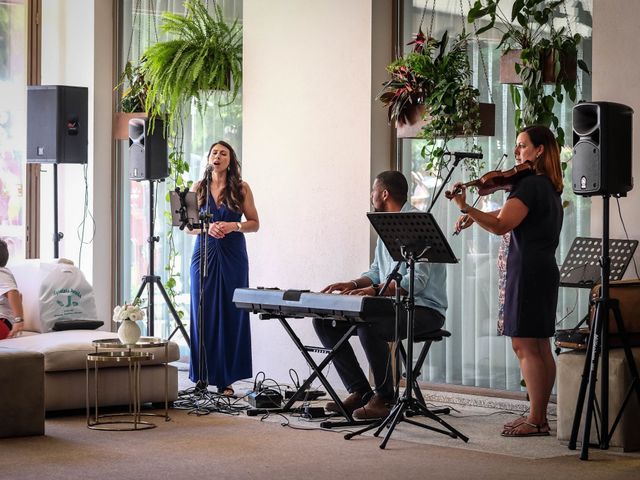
(247, 390, 283, 409)
(301, 405, 326, 419)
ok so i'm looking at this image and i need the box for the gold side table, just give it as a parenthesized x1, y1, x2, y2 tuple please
(86, 350, 155, 431)
(86, 337, 171, 431)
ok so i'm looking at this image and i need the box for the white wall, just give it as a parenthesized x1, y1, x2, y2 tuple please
(40, 0, 113, 322)
(591, 0, 640, 271)
(243, 0, 392, 387)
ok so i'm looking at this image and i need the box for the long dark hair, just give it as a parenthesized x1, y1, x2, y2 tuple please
(196, 141, 245, 212)
(520, 125, 563, 193)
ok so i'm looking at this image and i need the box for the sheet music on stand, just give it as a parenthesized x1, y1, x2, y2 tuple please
(366, 212, 458, 264)
(559, 237, 638, 288)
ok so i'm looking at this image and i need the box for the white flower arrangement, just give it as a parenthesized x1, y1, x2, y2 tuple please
(112, 303, 145, 323)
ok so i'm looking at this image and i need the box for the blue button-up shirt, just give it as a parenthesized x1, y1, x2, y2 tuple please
(361, 202, 448, 317)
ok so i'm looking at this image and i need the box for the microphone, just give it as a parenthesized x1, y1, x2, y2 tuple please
(451, 151, 483, 159)
(204, 163, 213, 180)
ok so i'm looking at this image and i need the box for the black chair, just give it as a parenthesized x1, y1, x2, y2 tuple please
(397, 329, 451, 415)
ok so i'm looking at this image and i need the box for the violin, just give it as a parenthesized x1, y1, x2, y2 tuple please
(445, 161, 535, 198)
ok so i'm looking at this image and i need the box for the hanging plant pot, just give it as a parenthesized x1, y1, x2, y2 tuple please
(113, 112, 147, 140)
(499, 49, 577, 85)
(396, 102, 496, 139)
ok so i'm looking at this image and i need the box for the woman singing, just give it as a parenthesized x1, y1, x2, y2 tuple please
(187, 141, 259, 396)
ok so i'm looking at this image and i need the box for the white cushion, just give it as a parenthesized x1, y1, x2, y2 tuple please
(0, 330, 180, 372)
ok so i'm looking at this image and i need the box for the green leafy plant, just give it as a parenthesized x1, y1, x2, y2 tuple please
(141, 0, 242, 132)
(468, 0, 590, 146)
(115, 60, 150, 113)
(129, 1, 242, 325)
(378, 30, 483, 178)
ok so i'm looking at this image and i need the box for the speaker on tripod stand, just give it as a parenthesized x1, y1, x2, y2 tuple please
(128, 118, 189, 344)
(568, 101, 640, 459)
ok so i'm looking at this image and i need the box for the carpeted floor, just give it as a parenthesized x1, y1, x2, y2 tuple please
(2, 405, 639, 480)
(2, 367, 639, 479)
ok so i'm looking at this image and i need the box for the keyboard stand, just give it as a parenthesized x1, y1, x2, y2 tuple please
(245, 313, 376, 428)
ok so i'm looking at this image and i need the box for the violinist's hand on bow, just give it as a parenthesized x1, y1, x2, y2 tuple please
(454, 214, 474, 235)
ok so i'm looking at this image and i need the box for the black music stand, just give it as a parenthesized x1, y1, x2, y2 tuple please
(555, 237, 637, 351)
(345, 212, 468, 449)
(559, 237, 637, 289)
(567, 202, 640, 460)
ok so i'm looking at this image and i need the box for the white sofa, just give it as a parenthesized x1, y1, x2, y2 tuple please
(0, 330, 179, 411)
(0, 261, 180, 412)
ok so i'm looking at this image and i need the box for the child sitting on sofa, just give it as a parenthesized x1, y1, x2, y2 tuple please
(0, 239, 24, 339)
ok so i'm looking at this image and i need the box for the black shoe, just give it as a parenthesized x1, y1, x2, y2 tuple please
(325, 391, 368, 415)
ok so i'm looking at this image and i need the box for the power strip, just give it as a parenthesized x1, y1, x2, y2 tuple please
(284, 389, 326, 401)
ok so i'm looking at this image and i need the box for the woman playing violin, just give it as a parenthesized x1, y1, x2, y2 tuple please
(447, 125, 563, 438)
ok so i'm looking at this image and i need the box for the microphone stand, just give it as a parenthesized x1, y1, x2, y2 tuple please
(195, 171, 213, 392)
(427, 152, 482, 214)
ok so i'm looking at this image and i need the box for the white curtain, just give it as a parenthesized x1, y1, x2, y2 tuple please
(400, 0, 593, 391)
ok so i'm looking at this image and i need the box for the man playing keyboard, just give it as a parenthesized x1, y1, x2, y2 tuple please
(314, 171, 447, 420)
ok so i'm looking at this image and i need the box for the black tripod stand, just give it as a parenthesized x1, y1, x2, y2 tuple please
(568, 195, 640, 459)
(345, 212, 467, 448)
(133, 180, 190, 344)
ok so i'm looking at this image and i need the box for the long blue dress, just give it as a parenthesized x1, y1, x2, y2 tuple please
(189, 194, 252, 388)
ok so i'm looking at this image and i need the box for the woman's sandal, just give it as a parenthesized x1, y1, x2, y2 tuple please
(501, 421, 550, 437)
(218, 386, 235, 397)
(502, 416, 526, 432)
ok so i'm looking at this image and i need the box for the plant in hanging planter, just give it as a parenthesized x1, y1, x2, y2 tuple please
(141, 0, 242, 133)
(378, 30, 486, 179)
(113, 60, 153, 140)
(468, 0, 590, 147)
(117, 60, 150, 114)
(137, 1, 242, 325)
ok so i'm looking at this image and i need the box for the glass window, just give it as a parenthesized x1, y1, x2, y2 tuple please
(117, 0, 242, 356)
(0, 0, 27, 261)
(398, 1, 593, 390)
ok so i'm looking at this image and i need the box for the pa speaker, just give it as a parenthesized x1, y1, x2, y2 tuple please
(26, 85, 88, 164)
(572, 101, 633, 196)
(128, 117, 168, 181)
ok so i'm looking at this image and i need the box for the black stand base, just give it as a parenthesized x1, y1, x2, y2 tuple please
(134, 274, 190, 345)
(344, 395, 468, 448)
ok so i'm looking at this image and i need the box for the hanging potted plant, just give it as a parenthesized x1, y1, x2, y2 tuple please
(379, 30, 494, 178)
(141, 0, 242, 134)
(137, 0, 242, 318)
(113, 60, 151, 140)
(468, 0, 590, 146)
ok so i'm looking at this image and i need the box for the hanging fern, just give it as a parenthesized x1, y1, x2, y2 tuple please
(142, 0, 242, 132)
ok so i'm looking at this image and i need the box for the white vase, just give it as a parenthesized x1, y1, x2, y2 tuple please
(117, 319, 141, 345)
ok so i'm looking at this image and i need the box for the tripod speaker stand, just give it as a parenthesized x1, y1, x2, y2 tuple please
(345, 212, 468, 448)
(568, 196, 640, 459)
(133, 180, 190, 345)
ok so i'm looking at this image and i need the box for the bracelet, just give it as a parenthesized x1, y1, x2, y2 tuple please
(371, 284, 380, 296)
(460, 206, 470, 214)
(236, 222, 242, 232)
(13, 317, 24, 324)
(350, 280, 358, 288)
